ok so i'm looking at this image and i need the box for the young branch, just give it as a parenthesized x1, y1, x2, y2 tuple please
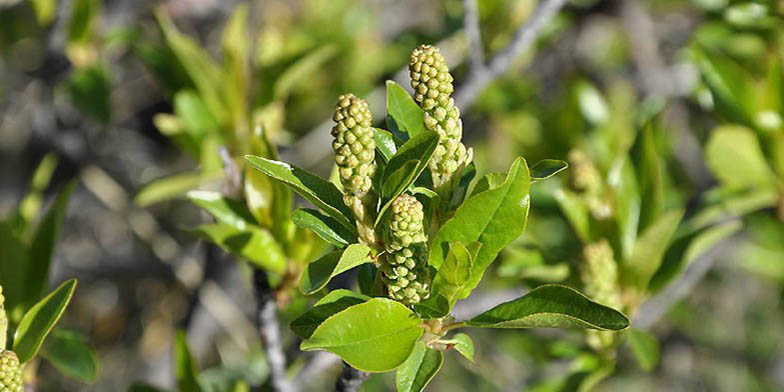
(253, 269, 294, 392)
(334, 362, 369, 392)
(454, 0, 569, 109)
(463, 0, 485, 73)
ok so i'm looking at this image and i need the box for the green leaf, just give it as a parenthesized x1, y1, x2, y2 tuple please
(628, 329, 659, 372)
(290, 290, 369, 339)
(386, 81, 425, 138)
(13, 279, 77, 363)
(174, 330, 202, 392)
(68, 65, 111, 123)
(187, 191, 256, 230)
(274, 45, 337, 100)
(25, 182, 74, 309)
(300, 298, 424, 372)
(395, 342, 443, 392)
(244, 165, 275, 228)
(41, 329, 99, 382)
(291, 208, 356, 248)
(244, 156, 355, 231)
(429, 157, 531, 298)
(299, 244, 373, 295)
(174, 89, 219, 143)
(419, 243, 477, 316)
(135, 172, 205, 207)
(611, 158, 641, 260)
(576, 81, 609, 125)
(444, 333, 474, 363)
(692, 47, 755, 126)
(19, 154, 59, 228)
(465, 284, 629, 331)
(191, 223, 285, 274)
(373, 128, 399, 162)
(0, 221, 29, 323)
(378, 132, 440, 219)
(705, 125, 777, 190)
(530, 160, 568, 183)
(624, 209, 684, 290)
(554, 189, 590, 242)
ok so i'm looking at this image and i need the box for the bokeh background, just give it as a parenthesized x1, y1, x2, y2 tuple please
(2, 0, 784, 391)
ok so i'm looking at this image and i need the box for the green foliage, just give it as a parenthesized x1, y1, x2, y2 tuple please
(13, 279, 77, 363)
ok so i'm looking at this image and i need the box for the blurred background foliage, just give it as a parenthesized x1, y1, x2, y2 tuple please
(2, 0, 784, 391)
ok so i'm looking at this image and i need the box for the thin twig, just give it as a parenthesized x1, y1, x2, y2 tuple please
(464, 0, 485, 73)
(454, 0, 569, 109)
(334, 362, 369, 392)
(253, 269, 294, 392)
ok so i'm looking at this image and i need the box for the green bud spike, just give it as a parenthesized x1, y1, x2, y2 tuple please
(409, 44, 472, 195)
(381, 194, 430, 305)
(581, 240, 622, 351)
(331, 94, 378, 244)
(0, 350, 23, 392)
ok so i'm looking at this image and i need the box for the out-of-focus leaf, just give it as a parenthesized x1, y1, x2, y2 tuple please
(554, 189, 591, 243)
(395, 342, 443, 392)
(634, 125, 664, 231)
(610, 158, 640, 260)
(31, 0, 58, 25)
(186, 191, 255, 230)
(191, 223, 285, 274)
(430, 158, 530, 298)
(693, 47, 755, 126)
(274, 45, 337, 99)
(705, 125, 777, 190)
(300, 298, 423, 372)
(244, 165, 275, 228)
(576, 81, 608, 125)
(299, 245, 373, 295)
(386, 81, 425, 138)
(175, 90, 220, 143)
(530, 160, 568, 183)
(135, 172, 206, 207)
(25, 182, 75, 309)
(290, 290, 368, 339)
(13, 279, 77, 363)
(0, 221, 29, 323)
(466, 285, 629, 331)
(41, 328, 99, 382)
(628, 329, 659, 372)
(68, 66, 111, 123)
(174, 331, 202, 392)
(19, 154, 58, 228)
(624, 208, 683, 290)
(291, 208, 356, 248)
(129, 384, 167, 392)
(244, 156, 355, 231)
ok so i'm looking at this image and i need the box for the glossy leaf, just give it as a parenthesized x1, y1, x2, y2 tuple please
(290, 290, 368, 339)
(420, 243, 477, 317)
(300, 298, 424, 372)
(14, 279, 77, 363)
(429, 157, 531, 298)
(291, 208, 356, 248)
(41, 329, 99, 382)
(378, 132, 440, 221)
(191, 223, 285, 274)
(628, 329, 659, 372)
(624, 209, 684, 290)
(174, 331, 202, 392)
(187, 191, 256, 230)
(395, 342, 444, 392)
(299, 244, 373, 294)
(445, 333, 474, 363)
(386, 80, 425, 138)
(530, 159, 568, 183)
(373, 128, 399, 162)
(465, 284, 629, 331)
(245, 156, 355, 231)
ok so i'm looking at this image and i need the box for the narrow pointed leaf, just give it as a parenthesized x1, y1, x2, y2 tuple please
(444, 333, 474, 363)
(13, 279, 78, 363)
(187, 191, 256, 230)
(624, 209, 684, 290)
(300, 298, 423, 372)
(378, 132, 440, 223)
(705, 125, 778, 190)
(628, 328, 659, 372)
(191, 223, 285, 273)
(395, 342, 444, 392)
(386, 80, 425, 138)
(174, 331, 202, 392)
(291, 290, 369, 338)
(530, 160, 568, 183)
(291, 208, 356, 248)
(245, 156, 354, 231)
(299, 244, 373, 294)
(465, 284, 629, 331)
